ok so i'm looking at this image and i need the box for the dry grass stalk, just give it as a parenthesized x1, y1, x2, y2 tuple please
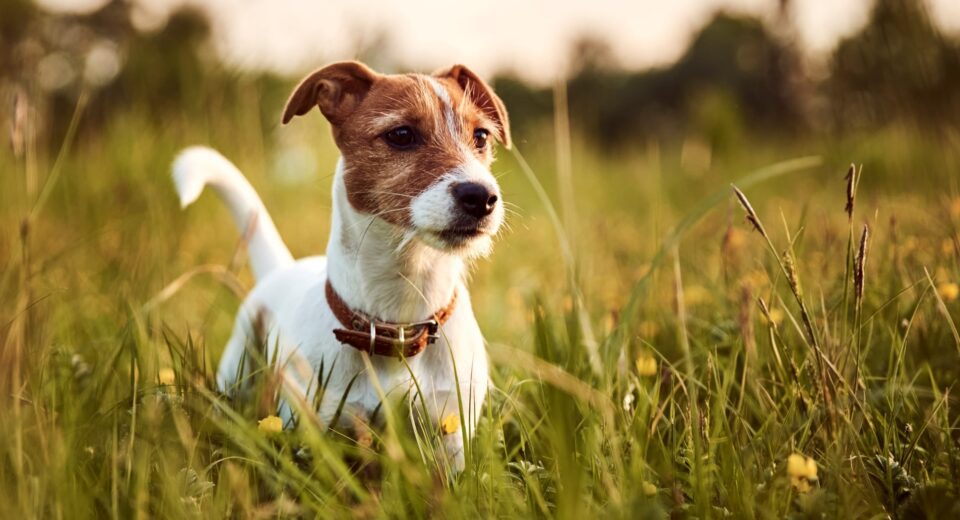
(739, 286, 756, 362)
(732, 185, 818, 347)
(736, 286, 756, 413)
(142, 265, 247, 312)
(9, 88, 27, 160)
(732, 185, 836, 427)
(758, 297, 803, 387)
(841, 164, 862, 348)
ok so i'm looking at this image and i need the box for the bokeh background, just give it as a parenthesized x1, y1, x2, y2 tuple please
(3, 0, 960, 517)
(4, 0, 960, 344)
(8, 0, 960, 151)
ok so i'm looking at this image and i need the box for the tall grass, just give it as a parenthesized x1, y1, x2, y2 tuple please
(2, 81, 960, 518)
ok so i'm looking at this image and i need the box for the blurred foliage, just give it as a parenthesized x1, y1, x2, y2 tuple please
(496, 13, 806, 147)
(829, 0, 960, 128)
(4, 0, 960, 151)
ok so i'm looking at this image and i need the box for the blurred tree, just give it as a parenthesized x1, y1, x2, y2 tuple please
(100, 7, 215, 116)
(490, 76, 554, 140)
(0, 1, 232, 145)
(494, 12, 810, 149)
(0, 0, 39, 77)
(829, 0, 960, 129)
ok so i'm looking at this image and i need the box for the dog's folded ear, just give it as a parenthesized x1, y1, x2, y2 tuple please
(435, 65, 511, 149)
(282, 61, 379, 125)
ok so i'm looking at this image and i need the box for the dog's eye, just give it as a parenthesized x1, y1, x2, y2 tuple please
(473, 128, 490, 150)
(383, 126, 417, 150)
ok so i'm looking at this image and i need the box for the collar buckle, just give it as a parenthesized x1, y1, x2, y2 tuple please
(404, 318, 439, 335)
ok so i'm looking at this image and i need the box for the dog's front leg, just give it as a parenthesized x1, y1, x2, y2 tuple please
(413, 354, 489, 474)
(410, 388, 468, 473)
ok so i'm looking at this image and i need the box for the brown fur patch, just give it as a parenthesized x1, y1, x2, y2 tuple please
(333, 74, 496, 225)
(283, 63, 509, 228)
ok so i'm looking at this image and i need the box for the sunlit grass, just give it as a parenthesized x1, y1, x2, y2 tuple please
(2, 85, 960, 517)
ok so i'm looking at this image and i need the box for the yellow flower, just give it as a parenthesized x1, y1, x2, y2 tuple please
(638, 320, 660, 339)
(440, 413, 460, 435)
(641, 481, 658, 496)
(602, 310, 620, 334)
(158, 368, 176, 386)
(902, 237, 918, 253)
(724, 227, 746, 250)
(683, 285, 709, 306)
(761, 307, 785, 327)
(635, 355, 658, 377)
(942, 239, 956, 255)
(741, 271, 770, 291)
(938, 282, 959, 303)
(787, 453, 818, 493)
(258, 415, 283, 434)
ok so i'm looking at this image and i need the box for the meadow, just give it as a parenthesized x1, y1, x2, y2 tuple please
(2, 79, 960, 518)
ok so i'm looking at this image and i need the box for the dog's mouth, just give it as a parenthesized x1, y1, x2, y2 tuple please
(438, 226, 485, 242)
(417, 223, 493, 252)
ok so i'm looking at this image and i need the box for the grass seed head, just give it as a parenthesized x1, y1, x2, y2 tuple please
(845, 163, 857, 220)
(782, 250, 803, 299)
(732, 185, 767, 237)
(855, 224, 870, 300)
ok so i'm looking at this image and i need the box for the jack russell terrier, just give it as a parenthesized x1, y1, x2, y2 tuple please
(172, 61, 510, 471)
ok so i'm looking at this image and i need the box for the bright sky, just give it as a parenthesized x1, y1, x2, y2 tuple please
(39, 0, 960, 82)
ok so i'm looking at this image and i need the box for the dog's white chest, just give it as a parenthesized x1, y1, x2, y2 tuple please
(216, 256, 488, 431)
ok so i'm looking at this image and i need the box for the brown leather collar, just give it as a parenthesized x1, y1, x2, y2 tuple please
(325, 280, 457, 358)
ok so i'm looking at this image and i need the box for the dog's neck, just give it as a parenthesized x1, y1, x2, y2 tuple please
(325, 159, 464, 323)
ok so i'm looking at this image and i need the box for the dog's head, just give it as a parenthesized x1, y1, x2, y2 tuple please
(282, 61, 510, 258)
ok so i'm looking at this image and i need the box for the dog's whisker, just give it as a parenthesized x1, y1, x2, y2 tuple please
(353, 216, 378, 262)
(351, 207, 413, 259)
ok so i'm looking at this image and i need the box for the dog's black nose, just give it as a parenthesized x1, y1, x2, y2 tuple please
(452, 182, 498, 219)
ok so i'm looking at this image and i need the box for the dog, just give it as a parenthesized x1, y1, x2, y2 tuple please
(172, 61, 510, 471)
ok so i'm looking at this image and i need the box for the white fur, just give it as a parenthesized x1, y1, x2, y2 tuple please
(409, 158, 504, 259)
(428, 77, 458, 140)
(174, 150, 491, 471)
(411, 174, 457, 232)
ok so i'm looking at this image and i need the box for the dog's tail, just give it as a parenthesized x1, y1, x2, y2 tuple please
(172, 146, 293, 280)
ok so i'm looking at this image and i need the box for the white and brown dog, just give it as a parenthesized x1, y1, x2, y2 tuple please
(172, 61, 509, 471)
